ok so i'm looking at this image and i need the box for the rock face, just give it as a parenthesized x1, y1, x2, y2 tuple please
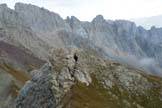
(0, 3, 50, 60)
(16, 63, 56, 108)
(0, 3, 161, 75)
(14, 3, 70, 33)
(0, 2, 159, 75)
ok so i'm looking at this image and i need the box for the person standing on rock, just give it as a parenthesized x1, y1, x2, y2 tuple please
(73, 53, 78, 63)
(73, 52, 79, 71)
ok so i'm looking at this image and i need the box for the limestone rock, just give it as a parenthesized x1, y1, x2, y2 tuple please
(15, 63, 56, 108)
(15, 3, 70, 32)
(74, 69, 92, 86)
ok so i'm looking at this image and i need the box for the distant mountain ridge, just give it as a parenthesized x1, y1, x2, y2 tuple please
(0, 3, 162, 76)
(131, 15, 162, 29)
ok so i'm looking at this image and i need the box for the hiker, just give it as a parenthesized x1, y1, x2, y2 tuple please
(73, 53, 78, 63)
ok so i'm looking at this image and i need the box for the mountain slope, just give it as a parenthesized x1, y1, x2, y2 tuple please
(0, 41, 45, 107)
(15, 48, 162, 108)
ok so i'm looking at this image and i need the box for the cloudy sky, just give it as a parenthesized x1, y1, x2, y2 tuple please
(1, 0, 162, 21)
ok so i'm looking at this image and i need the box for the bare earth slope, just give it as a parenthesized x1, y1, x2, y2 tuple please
(0, 41, 45, 108)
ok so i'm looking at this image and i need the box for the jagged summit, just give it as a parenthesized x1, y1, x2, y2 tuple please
(66, 16, 80, 27)
(70, 16, 80, 22)
(14, 2, 68, 32)
(92, 15, 105, 23)
(0, 3, 7, 8)
(14, 2, 60, 17)
(15, 2, 36, 9)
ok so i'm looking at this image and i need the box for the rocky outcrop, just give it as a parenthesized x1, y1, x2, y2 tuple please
(15, 48, 92, 108)
(16, 63, 56, 108)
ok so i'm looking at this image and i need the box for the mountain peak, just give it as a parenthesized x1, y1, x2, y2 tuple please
(151, 26, 156, 30)
(15, 2, 36, 9)
(71, 16, 80, 22)
(66, 16, 80, 23)
(14, 2, 67, 32)
(0, 3, 8, 11)
(92, 15, 105, 23)
(0, 3, 7, 8)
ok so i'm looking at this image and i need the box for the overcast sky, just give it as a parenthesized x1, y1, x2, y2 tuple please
(1, 0, 162, 21)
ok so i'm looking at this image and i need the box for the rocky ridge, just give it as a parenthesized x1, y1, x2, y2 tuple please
(15, 48, 162, 108)
(16, 48, 92, 108)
